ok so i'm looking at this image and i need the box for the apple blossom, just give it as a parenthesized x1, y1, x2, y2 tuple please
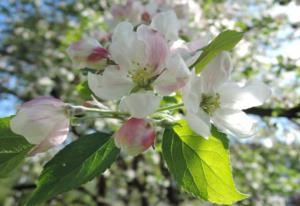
(144, 0, 202, 34)
(150, 10, 180, 42)
(10, 97, 70, 154)
(114, 118, 156, 155)
(0, 2, 280, 205)
(67, 37, 109, 69)
(108, 0, 143, 27)
(170, 36, 210, 67)
(88, 11, 190, 118)
(183, 52, 271, 138)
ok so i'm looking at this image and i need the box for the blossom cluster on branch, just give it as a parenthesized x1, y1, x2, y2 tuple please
(2, 0, 272, 205)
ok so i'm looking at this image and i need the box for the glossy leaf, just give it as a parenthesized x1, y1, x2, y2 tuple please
(191, 30, 243, 73)
(26, 132, 119, 205)
(162, 120, 247, 205)
(0, 116, 33, 178)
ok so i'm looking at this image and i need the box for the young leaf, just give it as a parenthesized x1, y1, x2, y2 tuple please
(0, 116, 34, 178)
(191, 30, 243, 73)
(162, 120, 248, 205)
(26, 132, 120, 206)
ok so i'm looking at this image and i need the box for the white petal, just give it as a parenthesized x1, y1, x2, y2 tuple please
(119, 91, 161, 118)
(87, 66, 133, 100)
(182, 69, 202, 113)
(137, 25, 169, 74)
(186, 37, 210, 52)
(153, 54, 190, 95)
(21, 96, 64, 108)
(109, 22, 136, 71)
(151, 10, 180, 42)
(30, 119, 69, 155)
(212, 108, 256, 137)
(219, 80, 271, 110)
(186, 109, 211, 139)
(10, 105, 65, 145)
(200, 52, 232, 92)
(170, 37, 210, 67)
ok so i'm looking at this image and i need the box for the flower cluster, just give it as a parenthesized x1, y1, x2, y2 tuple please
(10, 3, 271, 156)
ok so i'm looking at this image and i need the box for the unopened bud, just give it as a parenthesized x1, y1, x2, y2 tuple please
(114, 118, 156, 155)
(10, 97, 70, 155)
(67, 37, 109, 70)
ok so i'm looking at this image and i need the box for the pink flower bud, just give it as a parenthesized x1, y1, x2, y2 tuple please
(114, 118, 156, 155)
(10, 97, 70, 155)
(141, 11, 151, 23)
(67, 37, 108, 69)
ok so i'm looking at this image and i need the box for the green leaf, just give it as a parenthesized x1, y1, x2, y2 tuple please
(76, 81, 93, 100)
(0, 117, 34, 178)
(162, 120, 248, 205)
(191, 30, 243, 74)
(26, 132, 120, 206)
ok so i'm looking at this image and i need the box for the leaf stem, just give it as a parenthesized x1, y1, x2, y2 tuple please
(155, 103, 184, 113)
(67, 105, 128, 119)
(68, 103, 184, 121)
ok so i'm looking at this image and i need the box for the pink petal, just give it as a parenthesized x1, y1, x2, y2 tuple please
(137, 25, 169, 74)
(154, 54, 190, 95)
(67, 37, 107, 69)
(114, 118, 156, 155)
(21, 96, 64, 108)
(87, 47, 109, 62)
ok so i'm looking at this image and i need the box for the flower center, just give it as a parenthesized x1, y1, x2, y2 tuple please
(200, 93, 221, 116)
(131, 69, 152, 88)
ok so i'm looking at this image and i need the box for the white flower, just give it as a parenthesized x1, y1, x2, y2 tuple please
(67, 37, 108, 69)
(88, 11, 189, 118)
(183, 52, 271, 138)
(150, 10, 180, 42)
(170, 36, 210, 67)
(109, 0, 144, 26)
(10, 97, 70, 155)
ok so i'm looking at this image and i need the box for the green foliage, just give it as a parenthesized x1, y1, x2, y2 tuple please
(162, 120, 247, 205)
(0, 117, 33, 178)
(191, 30, 243, 73)
(26, 133, 120, 206)
(76, 81, 93, 100)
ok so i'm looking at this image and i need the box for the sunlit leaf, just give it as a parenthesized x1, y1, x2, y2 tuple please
(191, 30, 243, 73)
(162, 120, 248, 205)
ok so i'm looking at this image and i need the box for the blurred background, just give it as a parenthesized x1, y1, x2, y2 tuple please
(0, 0, 299, 205)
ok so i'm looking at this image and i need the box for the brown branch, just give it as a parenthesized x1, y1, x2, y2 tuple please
(77, 186, 110, 206)
(96, 175, 107, 206)
(245, 104, 300, 118)
(127, 155, 149, 206)
(12, 183, 110, 205)
(13, 183, 36, 191)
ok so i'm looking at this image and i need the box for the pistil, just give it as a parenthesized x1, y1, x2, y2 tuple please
(200, 93, 221, 116)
